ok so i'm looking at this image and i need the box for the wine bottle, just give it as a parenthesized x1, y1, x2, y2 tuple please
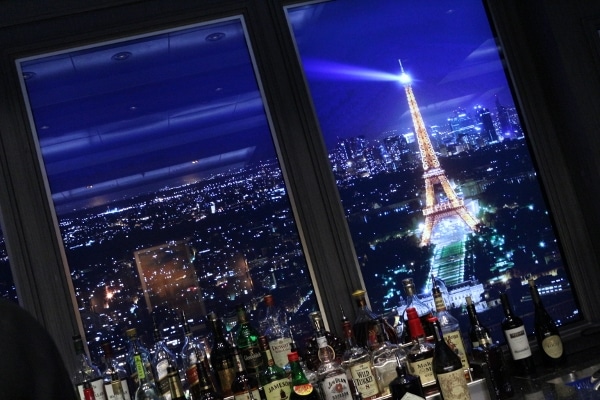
(197, 357, 224, 400)
(500, 292, 536, 376)
(465, 296, 492, 350)
(471, 326, 513, 400)
(208, 311, 236, 397)
(288, 351, 321, 400)
(528, 278, 567, 369)
(72, 335, 108, 400)
(316, 336, 352, 400)
(389, 357, 425, 400)
(431, 317, 471, 400)
(404, 308, 435, 392)
(258, 336, 291, 400)
(231, 342, 262, 400)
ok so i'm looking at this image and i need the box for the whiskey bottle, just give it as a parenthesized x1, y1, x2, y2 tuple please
(303, 311, 345, 372)
(404, 308, 436, 392)
(258, 336, 291, 400)
(431, 317, 471, 400)
(101, 341, 132, 400)
(131, 333, 161, 400)
(529, 278, 567, 369)
(125, 328, 154, 389)
(370, 318, 404, 395)
(351, 290, 397, 349)
(231, 343, 261, 400)
(500, 292, 536, 376)
(208, 311, 236, 397)
(234, 304, 264, 377)
(262, 295, 294, 369)
(181, 311, 211, 400)
(465, 296, 492, 350)
(151, 318, 178, 400)
(316, 336, 352, 400)
(197, 358, 224, 400)
(72, 335, 107, 400)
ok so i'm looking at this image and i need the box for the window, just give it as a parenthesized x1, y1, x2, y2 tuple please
(17, 17, 317, 356)
(287, 0, 581, 342)
(0, 224, 17, 303)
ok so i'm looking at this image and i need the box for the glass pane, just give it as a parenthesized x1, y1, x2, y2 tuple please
(287, 1, 580, 342)
(17, 17, 316, 358)
(0, 224, 18, 303)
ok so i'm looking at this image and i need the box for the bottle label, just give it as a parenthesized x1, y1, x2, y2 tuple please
(443, 330, 470, 371)
(400, 394, 425, 400)
(407, 358, 435, 387)
(156, 359, 169, 380)
(186, 364, 200, 386)
(77, 378, 107, 400)
(349, 361, 379, 397)
(320, 373, 352, 400)
(264, 378, 291, 400)
(104, 380, 131, 400)
(241, 346, 264, 373)
(437, 369, 470, 400)
(503, 326, 532, 360)
(269, 337, 293, 368)
(216, 366, 236, 395)
(293, 383, 314, 396)
(234, 389, 261, 400)
(542, 335, 564, 359)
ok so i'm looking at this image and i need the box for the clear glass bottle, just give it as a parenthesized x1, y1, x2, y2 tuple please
(351, 289, 397, 349)
(231, 342, 261, 400)
(401, 279, 434, 341)
(181, 312, 211, 400)
(465, 295, 492, 350)
(234, 304, 264, 377)
(528, 278, 567, 369)
(72, 335, 107, 400)
(101, 341, 132, 400)
(125, 328, 154, 390)
(389, 354, 425, 400)
(340, 315, 380, 400)
(262, 294, 294, 369)
(316, 336, 352, 400)
(500, 292, 536, 376)
(258, 336, 291, 400)
(404, 308, 436, 393)
(130, 332, 161, 400)
(303, 311, 345, 372)
(151, 318, 178, 400)
(431, 317, 471, 400)
(208, 311, 236, 397)
(370, 318, 405, 395)
(288, 352, 321, 400)
(432, 284, 470, 377)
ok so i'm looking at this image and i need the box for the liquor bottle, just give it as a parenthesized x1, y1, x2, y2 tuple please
(303, 311, 345, 372)
(234, 304, 264, 377)
(528, 278, 567, 369)
(231, 342, 262, 400)
(208, 311, 236, 397)
(130, 332, 161, 400)
(340, 315, 380, 400)
(370, 318, 404, 395)
(167, 366, 187, 400)
(431, 317, 471, 400)
(125, 328, 154, 389)
(197, 357, 224, 400)
(72, 335, 108, 400)
(101, 341, 132, 400)
(151, 318, 178, 400)
(401, 279, 434, 342)
(84, 381, 97, 400)
(389, 355, 425, 400)
(258, 336, 291, 400)
(471, 325, 513, 400)
(316, 336, 352, 400)
(432, 284, 469, 377)
(351, 290, 397, 349)
(465, 296, 492, 350)
(181, 312, 211, 400)
(288, 352, 321, 400)
(262, 295, 294, 369)
(500, 292, 536, 376)
(404, 308, 436, 392)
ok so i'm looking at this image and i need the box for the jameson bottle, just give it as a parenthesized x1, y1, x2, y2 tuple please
(465, 296, 492, 350)
(235, 304, 264, 377)
(208, 311, 236, 397)
(432, 284, 469, 378)
(258, 336, 291, 400)
(404, 308, 436, 392)
(340, 315, 380, 400)
(288, 352, 321, 400)
(101, 341, 132, 400)
(431, 318, 471, 400)
(72, 335, 107, 400)
(401, 279, 434, 342)
(303, 311, 345, 372)
(316, 336, 352, 400)
(528, 278, 567, 369)
(500, 292, 536, 376)
(262, 295, 294, 369)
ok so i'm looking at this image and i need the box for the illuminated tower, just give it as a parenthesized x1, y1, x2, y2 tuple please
(398, 60, 479, 246)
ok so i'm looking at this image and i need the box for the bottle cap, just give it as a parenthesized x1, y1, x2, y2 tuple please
(264, 294, 274, 306)
(406, 307, 419, 320)
(287, 351, 299, 362)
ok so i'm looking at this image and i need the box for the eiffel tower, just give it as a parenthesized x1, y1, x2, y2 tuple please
(398, 60, 479, 246)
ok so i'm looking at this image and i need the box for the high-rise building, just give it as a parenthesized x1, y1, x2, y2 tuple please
(474, 105, 497, 143)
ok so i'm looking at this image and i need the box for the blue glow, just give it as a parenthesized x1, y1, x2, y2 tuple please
(303, 59, 402, 82)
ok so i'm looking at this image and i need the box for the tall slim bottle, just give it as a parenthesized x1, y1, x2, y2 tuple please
(258, 336, 291, 400)
(181, 311, 210, 400)
(528, 278, 567, 369)
(431, 318, 471, 400)
(125, 328, 154, 389)
(500, 292, 536, 376)
(471, 325, 513, 400)
(151, 318, 178, 400)
(101, 341, 132, 400)
(72, 335, 108, 400)
(208, 311, 236, 397)
(404, 308, 436, 393)
(465, 296, 492, 350)
(231, 343, 261, 400)
(131, 333, 161, 400)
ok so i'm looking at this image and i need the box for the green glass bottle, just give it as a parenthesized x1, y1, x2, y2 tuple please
(288, 352, 320, 400)
(234, 304, 263, 377)
(258, 336, 291, 400)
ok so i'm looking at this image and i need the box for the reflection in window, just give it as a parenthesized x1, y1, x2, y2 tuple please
(18, 18, 316, 357)
(0, 224, 17, 303)
(287, 1, 580, 342)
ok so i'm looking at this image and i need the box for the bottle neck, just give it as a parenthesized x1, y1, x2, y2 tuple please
(289, 359, 309, 385)
(466, 304, 480, 326)
(342, 321, 358, 348)
(500, 293, 514, 317)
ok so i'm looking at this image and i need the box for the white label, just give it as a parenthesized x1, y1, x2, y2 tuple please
(400, 393, 425, 400)
(503, 326, 532, 360)
(320, 373, 352, 400)
(264, 378, 291, 400)
(542, 335, 563, 359)
(104, 380, 132, 400)
(437, 369, 470, 400)
(407, 358, 435, 387)
(234, 389, 261, 400)
(443, 329, 469, 371)
(269, 337, 293, 368)
(349, 361, 379, 397)
(77, 378, 107, 400)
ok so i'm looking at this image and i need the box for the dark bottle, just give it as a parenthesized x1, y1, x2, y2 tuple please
(231, 342, 261, 400)
(181, 311, 211, 400)
(151, 317, 178, 400)
(208, 311, 237, 397)
(529, 278, 567, 369)
(351, 289, 397, 349)
(401, 279, 434, 342)
(101, 341, 132, 400)
(197, 358, 224, 400)
(389, 356, 425, 400)
(472, 325, 513, 400)
(500, 292, 536, 376)
(258, 336, 291, 400)
(234, 304, 264, 378)
(288, 352, 321, 400)
(431, 317, 471, 400)
(167, 366, 187, 400)
(465, 296, 492, 350)
(303, 311, 345, 371)
(404, 308, 435, 392)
